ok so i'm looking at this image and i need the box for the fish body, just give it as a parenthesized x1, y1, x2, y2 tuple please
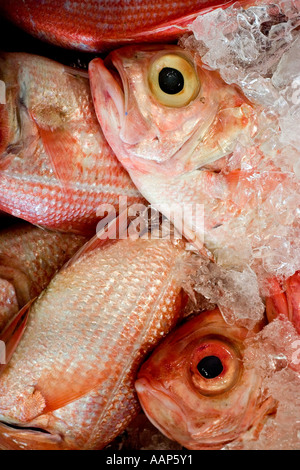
(0, 0, 253, 52)
(0, 234, 188, 450)
(89, 44, 262, 257)
(135, 308, 275, 450)
(0, 222, 87, 331)
(0, 53, 143, 234)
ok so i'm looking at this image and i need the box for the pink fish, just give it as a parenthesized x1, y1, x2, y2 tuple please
(0, 53, 143, 234)
(135, 308, 276, 450)
(0, 0, 255, 52)
(0, 229, 189, 450)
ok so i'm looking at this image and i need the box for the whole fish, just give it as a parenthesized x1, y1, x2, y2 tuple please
(0, 222, 87, 331)
(0, 0, 254, 53)
(90, 44, 277, 258)
(135, 308, 276, 450)
(0, 53, 143, 234)
(0, 231, 189, 450)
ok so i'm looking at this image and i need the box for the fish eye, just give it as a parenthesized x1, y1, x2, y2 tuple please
(158, 67, 184, 95)
(190, 337, 241, 397)
(197, 355, 224, 379)
(148, 53, 200, 107)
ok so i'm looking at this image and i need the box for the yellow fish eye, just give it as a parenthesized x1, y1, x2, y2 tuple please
(148, 53, 200, 108)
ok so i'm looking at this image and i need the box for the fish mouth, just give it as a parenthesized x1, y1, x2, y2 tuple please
(89, 55, 125, 140)
(89, 51, 153, 153)
(0, 420, 52, 434)
(0, 419, 63, 450)
(135, 377, 189, 442)
(105, 56, 125, 95)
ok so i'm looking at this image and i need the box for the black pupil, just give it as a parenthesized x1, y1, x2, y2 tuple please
(158, 67, 184, 95)
(197, 356, 223, 379)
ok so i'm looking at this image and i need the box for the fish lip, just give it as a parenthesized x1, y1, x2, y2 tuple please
(0, 419, 52, 435)
(104, 55, 125, 95)
(89, 56, 125, 137)
(104, 52, 127, 125)
(0, 418, 63, 449)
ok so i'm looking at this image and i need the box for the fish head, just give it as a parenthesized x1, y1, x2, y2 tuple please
(89, 44, 257, 177)
(135, 309, 273, 449)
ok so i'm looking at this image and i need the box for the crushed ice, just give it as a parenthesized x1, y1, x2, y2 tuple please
(178, 0, 300, 325)
(226, 317, 300, 449)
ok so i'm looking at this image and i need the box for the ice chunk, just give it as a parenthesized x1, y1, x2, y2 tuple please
(226, 317, 300, 449)
(183, 1, 300, 91)
(181, 254, 265, 329)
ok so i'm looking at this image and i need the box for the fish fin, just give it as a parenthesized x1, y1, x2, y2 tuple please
(34, 368, 107, 414)
(0, 299, 34, 374)
(36, 125, 80, 186)
(29, 107, 81, 187)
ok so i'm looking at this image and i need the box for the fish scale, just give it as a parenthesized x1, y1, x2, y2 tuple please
(0, 222, 88, 331)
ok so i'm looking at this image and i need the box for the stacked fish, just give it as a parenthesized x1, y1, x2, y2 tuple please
(0, 0, 299, 450)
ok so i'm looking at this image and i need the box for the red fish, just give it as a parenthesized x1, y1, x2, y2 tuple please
(0, 222, 87, 331)
(0, 53, 143, 234)
(0, 0, 255, 52)
(0, 227, 189, 450)
(135, 308, 276, 450)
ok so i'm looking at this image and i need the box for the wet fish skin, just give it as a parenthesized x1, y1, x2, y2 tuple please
(0, 0, 252, 52)
(0, 52, 143, 234)
(0, 222, 87, 331)
(0, 235, 189, 450)
(135, 308, 275, 450)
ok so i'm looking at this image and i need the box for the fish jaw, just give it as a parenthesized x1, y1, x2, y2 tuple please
(88, 58, 130, 168)
(136, 309, 272, 449)
(0, 420, 66, 450)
